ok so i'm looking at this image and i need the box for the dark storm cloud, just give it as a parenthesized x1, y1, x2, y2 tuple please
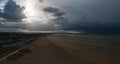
(43, 6, 67, 27)
(83, 0, 120, 24)
(43, 7, 59, 13)
(52, 17, 67, 25)
(0, 0, 26, 22)
(47, 0, 120, 33)
(54, 11, 66, 17)
(43, 7, 66, 17)
(39, 0, 43, 3)
(63, 18, 120, 34)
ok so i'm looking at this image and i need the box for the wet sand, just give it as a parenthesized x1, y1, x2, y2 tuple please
(48, 34, 120, 64)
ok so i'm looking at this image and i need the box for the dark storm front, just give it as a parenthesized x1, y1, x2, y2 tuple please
(0, 32, 40, 58)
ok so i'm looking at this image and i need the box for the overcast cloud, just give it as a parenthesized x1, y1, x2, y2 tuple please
(0, 0, 120, 33)
(45, 0, 120, 33)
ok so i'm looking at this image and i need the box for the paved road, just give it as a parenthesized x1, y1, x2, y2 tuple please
(0, 36, 91, 64)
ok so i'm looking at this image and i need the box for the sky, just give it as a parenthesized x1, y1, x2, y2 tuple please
(0, 0, 120, 33)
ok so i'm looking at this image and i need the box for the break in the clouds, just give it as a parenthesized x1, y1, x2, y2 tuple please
(0, 0, 26, 22)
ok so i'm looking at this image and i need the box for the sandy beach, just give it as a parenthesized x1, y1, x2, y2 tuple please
(0, 36, 86, 64)
(0, 34, 120, 64)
